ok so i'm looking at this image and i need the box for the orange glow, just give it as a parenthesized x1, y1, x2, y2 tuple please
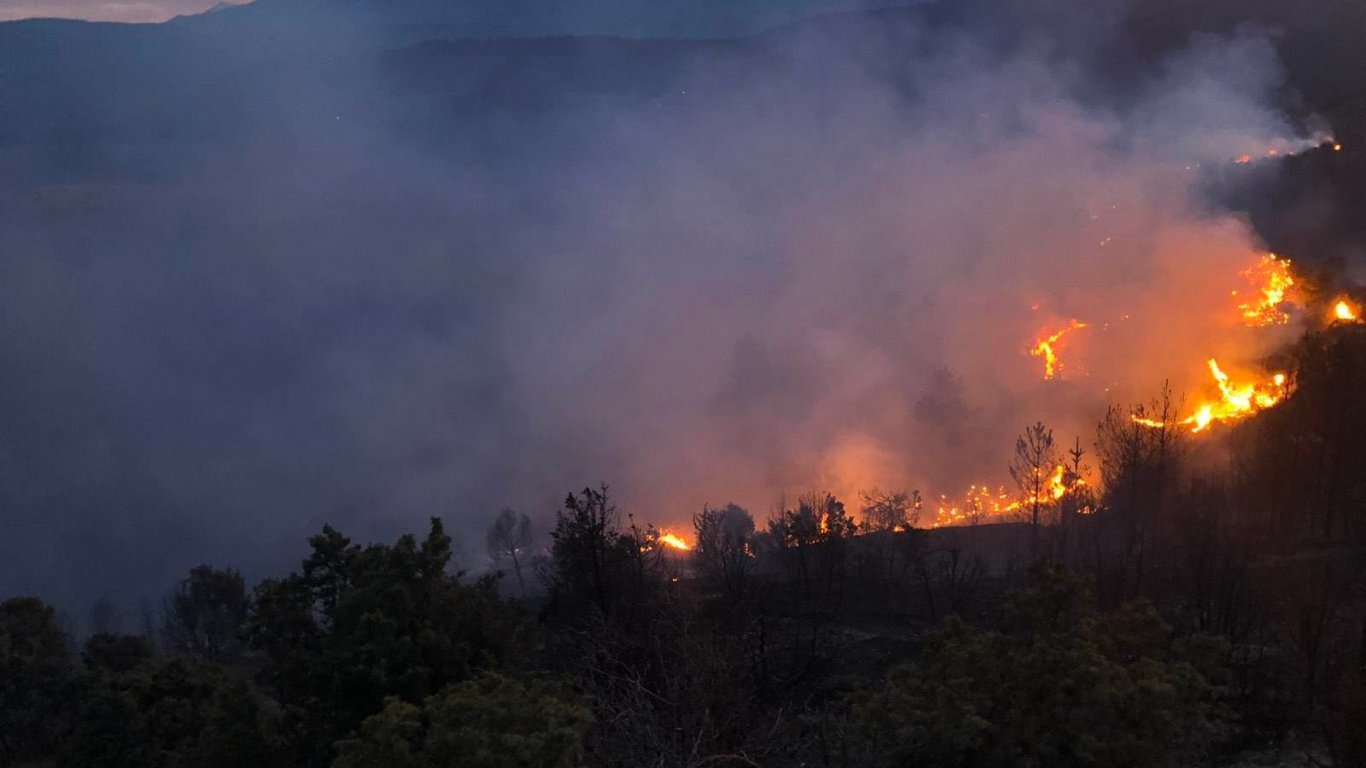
(1133, 358, 1287, 434)
(658, 532, 691, 551)
(1330, 297, 1360, 323)
(930, 465, 1087, 527)
(1031, 319, 1087, 380)
(1238, 254, 1296, 326)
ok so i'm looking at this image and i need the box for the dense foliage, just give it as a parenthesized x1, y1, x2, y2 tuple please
(856, 571, 1228, 768)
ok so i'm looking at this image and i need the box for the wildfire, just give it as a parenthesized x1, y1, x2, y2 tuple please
(1330, 297, 1361, 323)
(1132, 359, 1287, 433)
(1236, 254, 1296, 326)
(1234, 138, 1340, 164)
(1020, 252, 1297, 438)
(1031, 320, 1087, 380)
(931, 465, 1087, 527)
(658, 532, 691, 551)
(1128, 254, 1293, 431)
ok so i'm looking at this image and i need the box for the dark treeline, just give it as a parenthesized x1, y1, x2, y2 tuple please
(3, 324, 1366, 768)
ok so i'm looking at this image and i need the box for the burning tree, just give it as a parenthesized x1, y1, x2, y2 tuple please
(768, 492, 857, 602)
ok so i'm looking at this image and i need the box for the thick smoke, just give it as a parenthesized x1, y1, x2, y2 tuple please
(496, 27, 1314, 519)
(0, 4, 1325, 609)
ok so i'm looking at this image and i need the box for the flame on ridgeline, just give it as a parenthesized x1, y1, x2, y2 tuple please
(1234, 137, 1341, 165)
(1031, 320, 1087, 380)
(1122, 253, 1293, 433)
(931, 465, 1088, 528)
(658, 532, 691, 551)
(1132, 359, 1287, 433)
(1020, 252, 1297, 437)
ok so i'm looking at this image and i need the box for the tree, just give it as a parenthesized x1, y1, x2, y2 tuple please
(487, 508, 533, 597)
(1229, 329, 1366, 543)
(857, 490, 924, 601)
(65, 650, 284, 768)
(1010, 421, 1060, 559)
(163, 565, 250, 665)
(334, 672, 592, 768)
(1053, 437, 1095, 565)
(691, 503, 756, 598)
(854, 569, 1227, 768)
(860, 489, 917, 533)
(1095, 385, 1186, 600)
(83, 633, 155, 675)
(768, 492, 857, 603)
(248, 518, 516, 767)
(546, 485, 660, 619)
(0, 597, 76, 764)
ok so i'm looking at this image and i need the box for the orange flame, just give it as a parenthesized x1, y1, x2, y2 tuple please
(1330, 297, 1360, 323)
(1031, 320, 1087, 380)
(931, 465, 1087, 527)
(1236, 254, 1296, 326)
(658, 532, 691, 551)
(1132, 359, 1287, 433)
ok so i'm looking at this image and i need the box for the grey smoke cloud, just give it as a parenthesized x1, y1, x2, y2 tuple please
(0, 4, 1321, 611)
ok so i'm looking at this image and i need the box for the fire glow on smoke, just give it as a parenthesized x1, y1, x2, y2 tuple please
(614, 44, 1348, 544)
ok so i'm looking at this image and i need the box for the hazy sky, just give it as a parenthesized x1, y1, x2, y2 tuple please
(0, 0, 243, 22)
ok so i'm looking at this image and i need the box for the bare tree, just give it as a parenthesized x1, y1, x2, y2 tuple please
(486, 508, 533, 597)
(1053, 436, 1094, 565)
(1095, 384, 1186, 598)
(859, 489, 920, 597)
(1010, 421, 1059, 559)
(859, 489, 915, 532)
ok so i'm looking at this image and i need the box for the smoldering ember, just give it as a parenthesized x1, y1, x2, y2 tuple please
(1, 0, 1365, 766)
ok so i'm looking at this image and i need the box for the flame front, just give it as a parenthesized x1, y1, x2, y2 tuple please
(1031, 320, 1087, 380)
(1331, 297, 1360, 323)
(1236, 254, 1296, 326)
(931, 465, 1087, 527)
(1132, 359, 1287, 434)
(658, 532, 691, 551)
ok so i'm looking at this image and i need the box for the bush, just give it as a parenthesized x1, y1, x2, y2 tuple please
(854, 569, 1228, 768)
(334, 671, 592, 768)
